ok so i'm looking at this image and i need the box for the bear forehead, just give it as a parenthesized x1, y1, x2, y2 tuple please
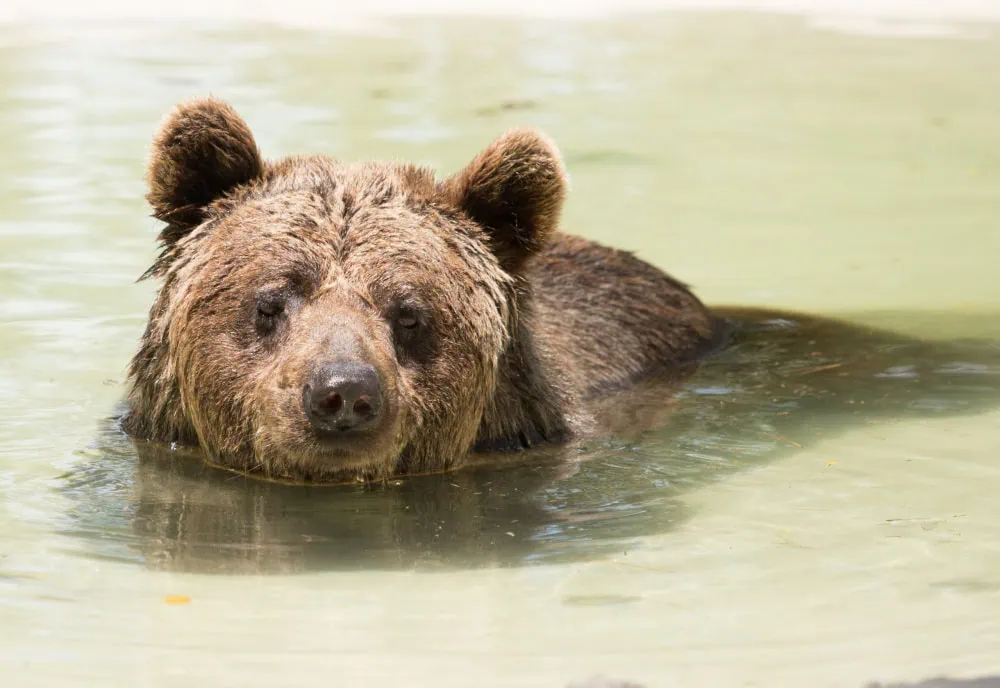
(186, 156, 496, 295)
(205, 157, 469, 265)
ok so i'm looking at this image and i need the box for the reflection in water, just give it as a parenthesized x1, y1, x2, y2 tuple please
(60, 309, 1000, 574)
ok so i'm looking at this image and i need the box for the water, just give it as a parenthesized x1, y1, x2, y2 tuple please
(1, 9, 999, 687)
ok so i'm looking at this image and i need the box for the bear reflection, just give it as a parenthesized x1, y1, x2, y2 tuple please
(125, 440, 643, 574)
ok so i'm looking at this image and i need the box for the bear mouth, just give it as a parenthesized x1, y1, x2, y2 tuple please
(310, 428, 381, 454)
(295, 405, 403, 472)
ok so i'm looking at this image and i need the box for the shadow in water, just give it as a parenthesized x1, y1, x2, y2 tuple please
(59, 309, 1000, 574)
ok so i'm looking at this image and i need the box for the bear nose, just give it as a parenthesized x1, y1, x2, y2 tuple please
(303, 363, 383, 435)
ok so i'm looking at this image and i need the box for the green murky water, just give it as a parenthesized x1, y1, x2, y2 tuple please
(1, 11, 999, 688)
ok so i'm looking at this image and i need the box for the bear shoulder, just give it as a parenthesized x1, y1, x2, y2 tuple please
(473, 232, 724, 452)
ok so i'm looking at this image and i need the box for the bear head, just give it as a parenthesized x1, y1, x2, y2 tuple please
(124, 97, 567, 482)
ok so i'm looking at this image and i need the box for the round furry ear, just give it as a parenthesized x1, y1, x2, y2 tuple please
(441, 129, 567, 273)
(146, 97, 264, 244)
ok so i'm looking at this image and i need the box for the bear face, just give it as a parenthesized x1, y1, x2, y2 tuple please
(124, 98, 567, 483)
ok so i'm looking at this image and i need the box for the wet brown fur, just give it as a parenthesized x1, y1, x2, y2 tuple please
(123, 97, 720, 483)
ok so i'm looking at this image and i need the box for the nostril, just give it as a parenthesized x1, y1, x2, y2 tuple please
(321, 392, 343, 414)
(353, 396, 372, 418)
(304, 363, 383, 434)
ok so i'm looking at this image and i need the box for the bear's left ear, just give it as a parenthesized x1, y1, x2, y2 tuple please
(441, 129, 567, 273)
(146, 97, 264, 245)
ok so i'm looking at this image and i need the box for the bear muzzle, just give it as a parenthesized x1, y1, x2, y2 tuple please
(302, 362, 384, 438)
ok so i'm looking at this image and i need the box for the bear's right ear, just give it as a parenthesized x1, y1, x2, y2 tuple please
(146, 97, 264, 244)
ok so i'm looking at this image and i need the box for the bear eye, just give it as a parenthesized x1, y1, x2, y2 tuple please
(391, 302, 434, 364)
(255, 293, 286, 334)
(396, 307, 420, 330)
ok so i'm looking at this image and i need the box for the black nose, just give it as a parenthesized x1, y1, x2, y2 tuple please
(303, 363, 383, 434)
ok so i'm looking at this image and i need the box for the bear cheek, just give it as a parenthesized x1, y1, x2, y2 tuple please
(168, 319, 244, 444)
(254, 358, 304, 427)
(410, 341, 494, 442)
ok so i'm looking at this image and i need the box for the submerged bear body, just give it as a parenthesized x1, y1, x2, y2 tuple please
(123, 98, 722, 482)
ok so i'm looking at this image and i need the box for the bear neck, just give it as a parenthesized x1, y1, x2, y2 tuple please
(473, 288, 574, 453)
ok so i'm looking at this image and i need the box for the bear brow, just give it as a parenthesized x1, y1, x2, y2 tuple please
(339, 163, 437, 216)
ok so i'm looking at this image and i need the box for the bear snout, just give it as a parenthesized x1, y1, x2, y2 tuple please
(302, 362, 384, 436)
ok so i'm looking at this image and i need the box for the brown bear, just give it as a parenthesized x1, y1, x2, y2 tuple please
(122, 97, 724, 483)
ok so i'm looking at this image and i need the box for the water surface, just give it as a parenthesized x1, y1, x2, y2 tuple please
(1, 11, 999, 688)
